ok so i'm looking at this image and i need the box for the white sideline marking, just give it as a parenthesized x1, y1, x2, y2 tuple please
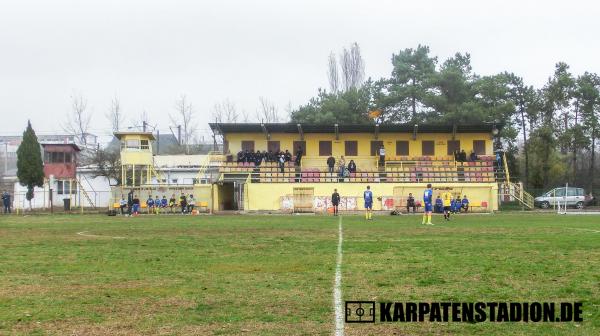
(334, 215, 344, 336)
(76, 231, 125, 239)
(566, 228, 600, 234)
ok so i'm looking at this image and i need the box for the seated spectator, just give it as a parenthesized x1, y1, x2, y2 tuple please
(237, 150, 244, 163)
(327, 155, 336, 174)
(406, 193, 416, 213)
(187, 194, 195, 213)
(347, 160, 357, 173)
(461, 195, 469, 212)
(469, 151, 477, 161)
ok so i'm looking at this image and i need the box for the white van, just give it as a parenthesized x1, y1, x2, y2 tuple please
(534, 187, 586, 209)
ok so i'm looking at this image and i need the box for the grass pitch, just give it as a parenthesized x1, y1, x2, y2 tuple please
(0, 213, 598, 335)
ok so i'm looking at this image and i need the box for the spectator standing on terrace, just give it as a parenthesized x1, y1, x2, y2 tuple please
(379, 145, 386, 168)
(338, 156, 346, 178)
(284, 150, 292, 162)
(453, 150, 460, 162)
(295, 146, 303, 166)
(469, 151, 477, 162)
(254, 150, 263, 166)
(331, 188, 340, 216)
(278, 153, 285, 173)
(347, 160, 357, 173)
(459, 149, 467, 162)
(327, 155, 336, 174)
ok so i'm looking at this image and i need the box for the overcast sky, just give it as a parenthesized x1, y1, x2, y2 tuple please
(1, 0, 599, 142)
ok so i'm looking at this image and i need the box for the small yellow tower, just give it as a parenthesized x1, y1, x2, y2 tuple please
(114, 132, 157, 186)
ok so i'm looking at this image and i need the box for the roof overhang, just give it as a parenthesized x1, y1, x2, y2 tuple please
(41, 143, 81, 151)
(113, 132, 156, 140)
(209, 122, 503, 134)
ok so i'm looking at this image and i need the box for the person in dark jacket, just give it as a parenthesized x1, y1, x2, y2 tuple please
(2, 191, 11, 214)
(127, 189, 134, 216)
(331, 189, 340, 216)
(327, 155, 336, 174)
(295, 146, 303, 166)
(347, 160, 357, 173)
(179, 193, 188, 214)
(406, 193, 416, 213)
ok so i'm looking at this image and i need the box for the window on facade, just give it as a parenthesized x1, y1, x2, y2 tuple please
(241, 141, 255, 151)
(126, 139, 140, 149)
(396, 141, 409, 156)
(267, 141, 280, 153)
(473, 140, 486, 155)
(46, 152, 65, 163)
(370, 141, 383, 156)
(293, 141, 306, 155)
(140, 139, 149, 150)
(422, 141, 434, 156)
(447, 140, 460, 155)
(64, 153, 72, 163)
(57, 180, 76, 195)
(319, 141, 332, 156)
(345, 141, 358, 156)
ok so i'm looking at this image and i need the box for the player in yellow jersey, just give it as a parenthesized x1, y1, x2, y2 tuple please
(441, 189, 453, 221)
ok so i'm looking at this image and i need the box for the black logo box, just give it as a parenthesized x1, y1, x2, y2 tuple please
(345, 301, 376, 323)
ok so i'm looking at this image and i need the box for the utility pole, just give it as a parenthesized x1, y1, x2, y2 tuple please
(156, 129, 160, 154)
(4, 143, 7, 175)
(143, 121, 147, 132)
(177, 125, 182, 145)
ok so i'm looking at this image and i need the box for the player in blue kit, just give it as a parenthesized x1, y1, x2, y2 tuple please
(146, 195, 155, 214)
(422, 183, 433, 225)
(364, 185, 373, 220)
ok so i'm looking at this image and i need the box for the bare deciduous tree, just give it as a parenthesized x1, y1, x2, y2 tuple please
(340, 42, 365, 91)
(241, 110, 250, 123)
(328, 52, 340, 93)
(211, 99, 239, 123)
(170, 95, 197, 154)
(256, 97, 280, 123)
(105, 96, 123, 133)
(63, 93, 92, 146)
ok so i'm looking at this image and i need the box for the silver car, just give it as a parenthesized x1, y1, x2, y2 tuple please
(534, 187, 586, 209)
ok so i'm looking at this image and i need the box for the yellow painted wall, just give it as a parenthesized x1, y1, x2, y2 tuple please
(119, 134, 154, 165)
(242, 182, 498, 212)
(225, 132, 493, 157)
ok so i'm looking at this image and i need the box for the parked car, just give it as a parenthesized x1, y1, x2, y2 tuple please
(534, 187, 586, 209)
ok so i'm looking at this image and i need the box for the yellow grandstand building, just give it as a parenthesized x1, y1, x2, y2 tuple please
(205, 123, 518, 213)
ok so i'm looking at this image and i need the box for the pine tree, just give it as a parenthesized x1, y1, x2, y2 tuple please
(16, 121, 44, 209)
